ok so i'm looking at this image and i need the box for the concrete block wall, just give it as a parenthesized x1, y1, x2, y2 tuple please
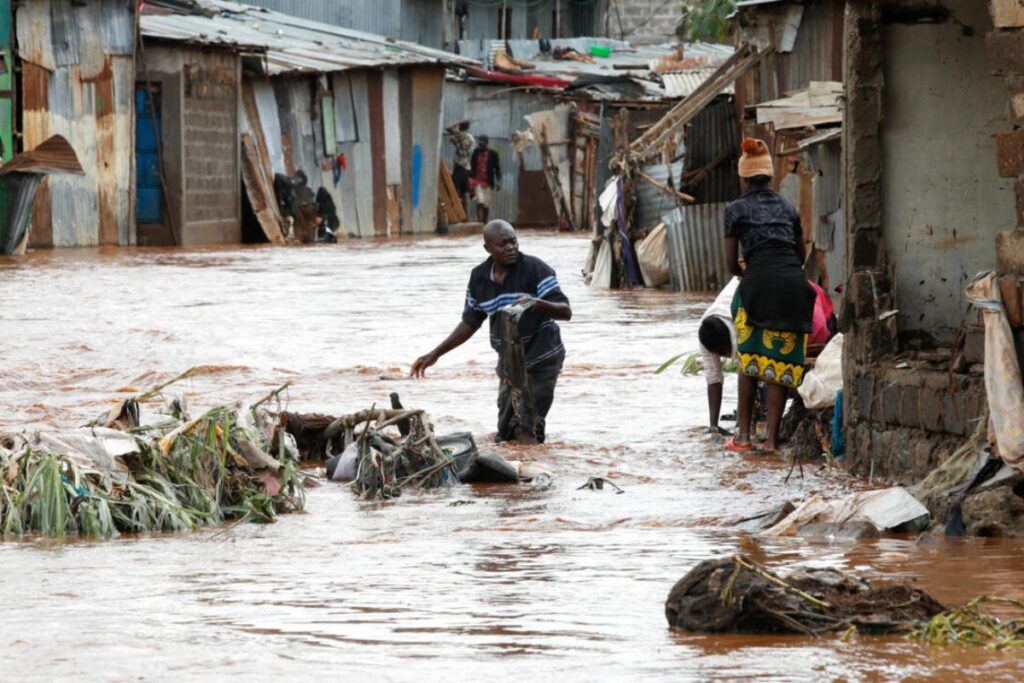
(182, 57, 241, 245)
(844, 364, 986, 484)
(610, 0, 681, 43)
(840, 2, 990, 484)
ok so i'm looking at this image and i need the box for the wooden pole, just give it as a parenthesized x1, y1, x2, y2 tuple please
(556, 0, 561, 38)
(502, 0, 508, 39)
(633, 168, 696, 203)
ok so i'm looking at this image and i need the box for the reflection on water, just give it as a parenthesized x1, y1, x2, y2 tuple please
(1, 234, 1023, 681)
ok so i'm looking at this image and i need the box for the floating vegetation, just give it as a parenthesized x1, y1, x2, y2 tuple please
(909, 596, 1024, 649)
(657, 351, 738, 376)
(0, 375, 305, 539)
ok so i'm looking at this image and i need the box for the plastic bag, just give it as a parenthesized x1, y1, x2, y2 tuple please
(589, 238, 613, 288)
(965, 270, 1024, 471)
(636, 223, 669, 288)
(797, 333, 843, 409)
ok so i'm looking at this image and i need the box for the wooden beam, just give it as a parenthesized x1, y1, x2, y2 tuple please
(630, 44, 761, 162)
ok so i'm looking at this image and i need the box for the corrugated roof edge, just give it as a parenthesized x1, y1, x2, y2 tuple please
(141, 0, 477, 73)
(202, 1, 475, 65)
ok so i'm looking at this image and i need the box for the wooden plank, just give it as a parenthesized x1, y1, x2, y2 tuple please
(386, 184, 401, 236)
(539, 129, 576, 231)
(367, 71, 387, 236)
(757, 107, 842, 130)
(808, 81, 843, 105)
(631, 44, 760, 162)
(991, 0, 1024, 28)
(437, 160, 466, 224)
(240, 133, 285, 244)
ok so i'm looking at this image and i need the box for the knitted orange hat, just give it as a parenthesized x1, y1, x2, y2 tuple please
(738, 138, 774, 179)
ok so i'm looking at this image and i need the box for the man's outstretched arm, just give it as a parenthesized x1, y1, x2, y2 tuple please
(411, 321, 477, 377)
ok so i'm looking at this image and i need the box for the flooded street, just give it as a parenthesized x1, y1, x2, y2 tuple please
(2, 232, 1024, 681)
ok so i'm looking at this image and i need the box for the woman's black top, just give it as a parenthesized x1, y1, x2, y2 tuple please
(724, 189, 802, 260)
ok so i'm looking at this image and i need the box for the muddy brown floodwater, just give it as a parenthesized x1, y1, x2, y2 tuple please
(2, 232, 1024, 681)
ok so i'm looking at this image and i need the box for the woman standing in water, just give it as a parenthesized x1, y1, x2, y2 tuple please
(723, 138, 816, 453)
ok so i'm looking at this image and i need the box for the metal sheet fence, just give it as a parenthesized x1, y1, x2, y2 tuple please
(664, 202, 730, 292)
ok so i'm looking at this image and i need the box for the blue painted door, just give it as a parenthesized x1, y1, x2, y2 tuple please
(135, 87, 162, 223)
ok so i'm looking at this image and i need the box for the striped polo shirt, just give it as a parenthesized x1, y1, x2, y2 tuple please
(462, 252, 568, 372)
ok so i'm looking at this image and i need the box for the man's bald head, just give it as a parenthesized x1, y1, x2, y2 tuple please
(482, 220, 519, 267)
(483, 219, 515, 245)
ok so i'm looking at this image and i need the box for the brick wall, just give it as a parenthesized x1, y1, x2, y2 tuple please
(989, 1, 1024, 298)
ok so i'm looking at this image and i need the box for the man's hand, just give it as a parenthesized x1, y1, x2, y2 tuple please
(411, 352, 438, 378)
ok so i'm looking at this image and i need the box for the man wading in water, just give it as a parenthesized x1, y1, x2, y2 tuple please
(411, 220, 571, 444)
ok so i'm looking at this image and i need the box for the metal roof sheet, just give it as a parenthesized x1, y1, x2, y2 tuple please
(662, 67, 734, 99)
(456, 38, 733, 100)
(140, 0, 476, 74)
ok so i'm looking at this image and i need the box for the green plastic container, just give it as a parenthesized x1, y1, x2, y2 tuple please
(589, 44, 611, 59)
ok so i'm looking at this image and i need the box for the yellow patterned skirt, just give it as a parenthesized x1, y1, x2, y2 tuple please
(731, 297, 807, 388)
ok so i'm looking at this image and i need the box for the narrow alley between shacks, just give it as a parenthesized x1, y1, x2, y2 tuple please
(3, 233, 1024, 681)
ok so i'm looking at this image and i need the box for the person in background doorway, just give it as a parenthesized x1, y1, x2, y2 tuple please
(723, 138, 817, 454)
(411, 220, 570, 445)
(445, 120, 474, 212)
(470, 135, 501, 223)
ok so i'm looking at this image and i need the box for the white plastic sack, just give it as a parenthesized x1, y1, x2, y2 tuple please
(763, 487, 929, 537)
(965, 271, 1024, 471)
(598, 178, 618, 228)
(589, 238, 613, 289)
(331, 442, 360, 482)
(637, 223, 670, 288)
(797, 333, 844, 409)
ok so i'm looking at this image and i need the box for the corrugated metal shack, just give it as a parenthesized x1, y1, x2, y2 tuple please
(548, 41, 742, 291)
(233, 0, 610, 51)
(140, 0, 473, 242)
(734, 0, 846, 296)
(446, 38, 733, 236)
(442, 82, 562, 226)
(18, 0, 137, 249)
(233, 0, 445, 49)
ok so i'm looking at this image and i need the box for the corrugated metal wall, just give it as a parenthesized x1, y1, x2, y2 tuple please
(738, 0, 843, 106)
(636, 160, 685, 230)
(461, 0, 599, 41)
(404, 67, 445, 235)
(442, 81, 559, 223)
(235, 0, 444, 48)
(806, 138, 843, 296)
(686, 96, 740, 204)
(19, 0, 136, 248)
(664, 203, 730, 292)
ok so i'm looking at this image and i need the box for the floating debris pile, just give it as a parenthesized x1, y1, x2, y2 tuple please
(319, 406, 458, 500)
(0, 381, 305, 539)
(282, 394, 542, 498)
(665, 555, 944, 636)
